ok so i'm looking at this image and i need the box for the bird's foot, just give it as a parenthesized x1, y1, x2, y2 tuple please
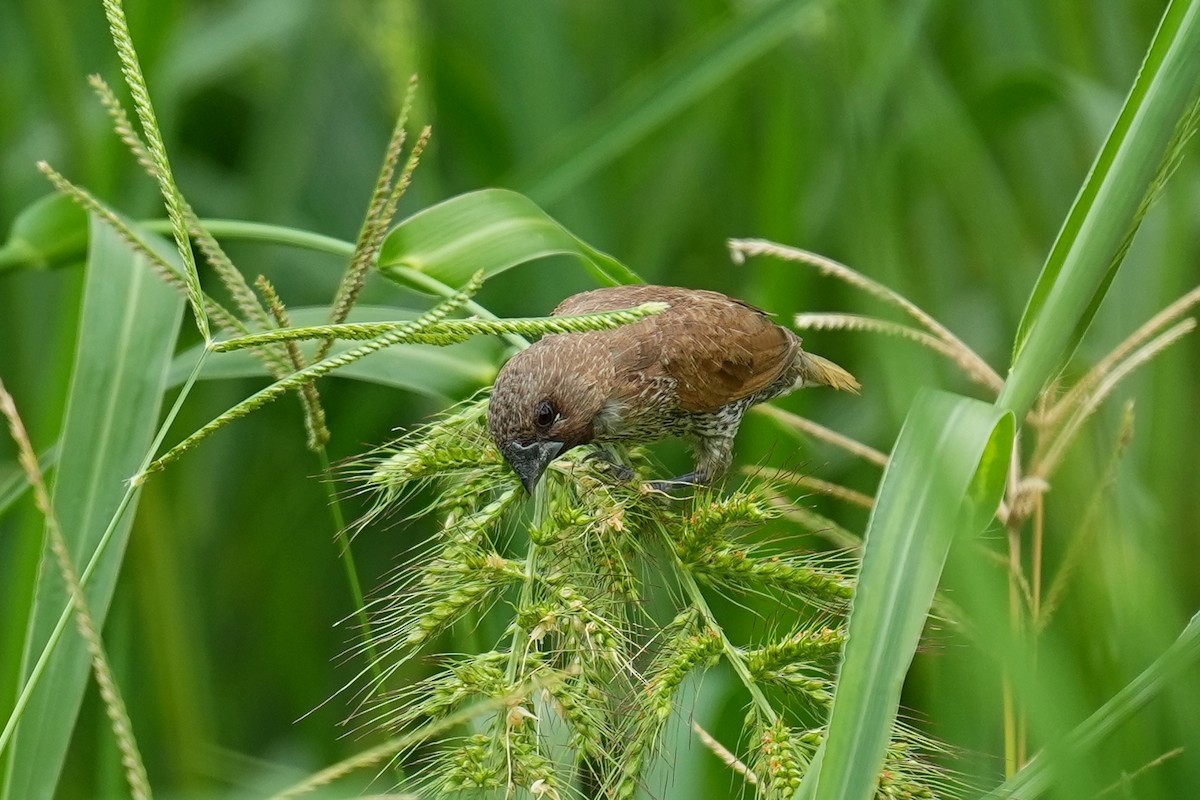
(583, 449, 636, 482)
(646, 472, 710, 494)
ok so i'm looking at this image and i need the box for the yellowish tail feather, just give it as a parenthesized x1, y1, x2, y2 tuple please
(800, 351, 861, 394)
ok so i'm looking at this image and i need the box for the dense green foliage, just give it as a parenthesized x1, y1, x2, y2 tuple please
(1, 1, 1199, 798)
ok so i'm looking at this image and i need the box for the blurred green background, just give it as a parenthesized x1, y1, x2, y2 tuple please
(2, 0, 1198, 797)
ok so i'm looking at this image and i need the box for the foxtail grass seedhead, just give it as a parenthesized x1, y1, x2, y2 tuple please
(339, 394, 956, 798)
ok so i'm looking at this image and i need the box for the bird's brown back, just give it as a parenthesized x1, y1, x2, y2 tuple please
(553, 285, 797, 413)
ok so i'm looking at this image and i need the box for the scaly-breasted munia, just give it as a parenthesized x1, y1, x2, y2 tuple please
(487, 285, 859, 493)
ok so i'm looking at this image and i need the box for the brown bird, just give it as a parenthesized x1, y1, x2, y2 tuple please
(487, 285, 859, 493)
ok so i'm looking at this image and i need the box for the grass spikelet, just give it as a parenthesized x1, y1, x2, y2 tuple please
(339, 385, 948, 797)
(753, 721, 813, 800)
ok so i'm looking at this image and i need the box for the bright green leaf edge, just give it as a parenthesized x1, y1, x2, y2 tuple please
(0, 193, 88, 273)
(797, 390, 1013, 800)
(377, 188, 642, 291)
(1004, 0, 1200, 418)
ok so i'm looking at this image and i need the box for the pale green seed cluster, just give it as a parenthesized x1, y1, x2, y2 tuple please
(672, 492, 854, 607)
(344, 398, 955, 798)
(754, 721, 815, 800)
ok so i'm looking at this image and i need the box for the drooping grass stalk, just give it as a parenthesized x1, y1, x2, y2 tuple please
(730, 238, 1003, 393)
(386, 265, 531, 351)
(99, 0, 208, 340)
(211, 303, 668, 352)
(320, 78, 431, 361)
(794, 312, 1003, 394)
(88, 75, 274, 335)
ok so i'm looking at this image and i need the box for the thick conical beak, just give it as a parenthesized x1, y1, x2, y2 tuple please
(501, 440, 565, 494)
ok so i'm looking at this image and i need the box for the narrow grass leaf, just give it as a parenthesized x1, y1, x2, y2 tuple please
(801, 390, 1013, 800)
(1003, 0, 1200, 418)
(377, 188, 642, 290)
(0, 218, 183, 800)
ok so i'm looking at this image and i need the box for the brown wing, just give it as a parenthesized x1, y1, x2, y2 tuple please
(553, 285, 797, 413)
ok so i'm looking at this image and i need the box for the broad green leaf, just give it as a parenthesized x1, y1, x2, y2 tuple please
(1003, 0, 1200, 419)
(511, 0, 825, 205)
(0, 193, 88, 273)
(799, 390, 1013, 800)
(377, 188, 642, 291)
(168, 306, 501, 399)
(1, 218, 184, 800)
(985, 610, 1200, 798)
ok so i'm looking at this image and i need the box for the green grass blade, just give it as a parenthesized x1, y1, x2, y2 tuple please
(377, 188, 642, 290)
(168, 306, 501, 400)
(0, 218, 183, 800)
(984, 610, 1200, 798)
(0, 448, 56, 518)
(512, 0, 823, 205)
(1002, 0, 1200, 419)
(799, 390, 1013, 800)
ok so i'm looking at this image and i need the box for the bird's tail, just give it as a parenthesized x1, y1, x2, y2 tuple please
(800, 351, 861, 394)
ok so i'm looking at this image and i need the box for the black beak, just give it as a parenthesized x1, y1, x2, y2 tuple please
(501, 440, 565, 494)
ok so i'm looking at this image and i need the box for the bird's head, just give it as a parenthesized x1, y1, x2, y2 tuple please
(487, 336, 612, 494)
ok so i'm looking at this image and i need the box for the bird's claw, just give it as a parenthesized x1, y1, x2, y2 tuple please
(645, 473, 709, 495)
(583, 450, 636, 482)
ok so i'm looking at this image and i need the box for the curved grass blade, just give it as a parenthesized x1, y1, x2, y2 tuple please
(0, 193, 87, 273)
(798, 390, 1013, 800)
(377, 188, 642, 291)
(1003, 0, 1200, 419)
(0, 218, 183, 800)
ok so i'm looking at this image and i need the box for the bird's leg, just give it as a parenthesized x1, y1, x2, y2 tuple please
(582, 446, 635, 482)
(647, 472, 709, 493)
(647, 434, 734, 492)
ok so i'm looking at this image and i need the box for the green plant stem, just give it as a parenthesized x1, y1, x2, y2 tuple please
(141, 218, 355, 259)
(506, 491, 547, 686)
(316, 448, 373, 661)
(313, 448, 405, 782)
(673, 552, 779, 725)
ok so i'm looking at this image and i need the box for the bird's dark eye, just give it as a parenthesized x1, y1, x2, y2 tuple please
(535, 399, 557, 428)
